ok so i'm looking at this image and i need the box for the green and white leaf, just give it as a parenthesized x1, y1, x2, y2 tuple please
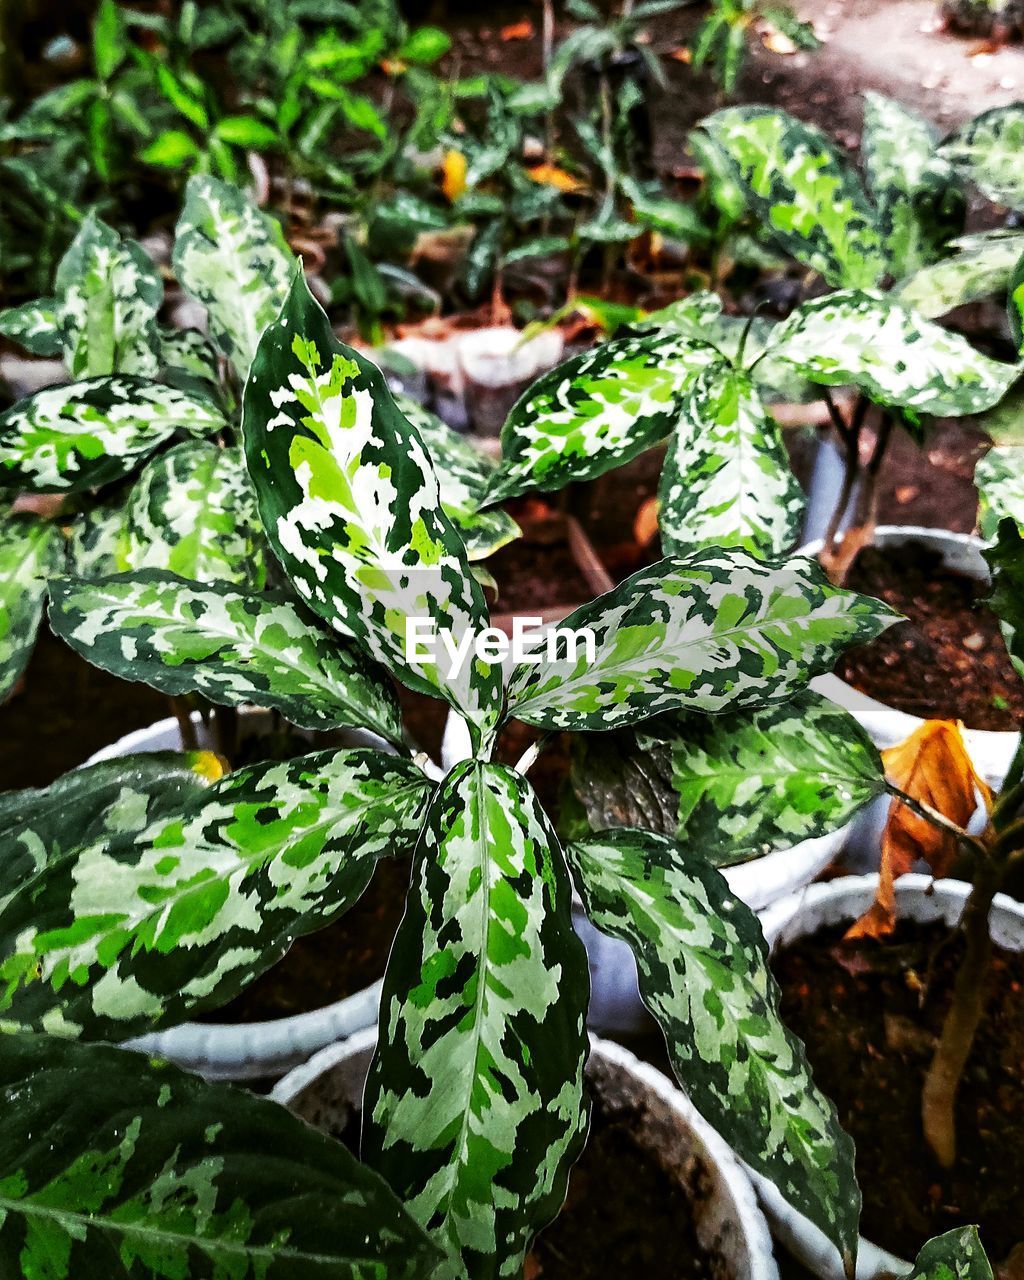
(158, 325, 222, 387)
(896, 230, 1024, 319)
(0, 377, 227, 493)
(908, 1229, 993, 1280)
(569, 828, 860, 1270)
(774, 290, 1018, 416)
(0, 751, 219, 914)
(0, 297, 61, 356)
(699, 106, 886, 289)
(658, 365, 804, 558)
(484, 331, 717, 504)
(0, 1034, 443, 1279)
(173, 174, 294, 378)
(48, 571, 404, 743)
(0, 517, 59, 700)
(396, 395, 520, 560)
(939, 105, 1024, 211)
(504, 550, 899, 732)
(64, 498, 127, 578)
(364, 761, 589, 1280)
(54, 212, 163, 378)
(243, 272, 502, 750)
(663, 691, 884, 860)
(976, 444, 1024, 539)
(0, 749, 430, 1039)
(120, 441, 266, 588)
(862, 92, 964, 279)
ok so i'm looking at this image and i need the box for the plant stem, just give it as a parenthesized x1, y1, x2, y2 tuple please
(170, 697, 199, 752)
(820, 392, 866, 559)
(921, 856, 1000, 1167)
(514, 734, 551, 776)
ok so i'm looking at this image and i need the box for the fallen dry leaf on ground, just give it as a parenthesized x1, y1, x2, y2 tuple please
(526, 163, 587, 194)
(441, 150, 467, 202)
(501, 20, 534, 40)
(847, 720, 991, 939)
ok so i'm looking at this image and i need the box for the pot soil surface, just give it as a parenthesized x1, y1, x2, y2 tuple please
(201, 856, 409, 1024)
(835, 540, 1024, 730)
(773, 918, 1024, 1265)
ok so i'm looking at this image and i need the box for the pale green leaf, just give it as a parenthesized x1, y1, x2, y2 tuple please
(896, 230, 1024, 319)
(0, 298, 61, 356)
(939, 105, 1024, 211)
(0, 516, 59, 700)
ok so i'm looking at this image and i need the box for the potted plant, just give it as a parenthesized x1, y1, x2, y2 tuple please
(0, 267, 915, 1276)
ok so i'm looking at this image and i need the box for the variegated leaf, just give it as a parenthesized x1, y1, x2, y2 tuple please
(54, 212, 163, 378)
(0, 751, 219, 914)
(120, 441, 266, 589)
(504, 550, 899, 733)
(774, 290, 1018, 416)
(158, 325, 222, 388)
(1009, 244, 1024, 354)
(396, 396, 520, 560)
(0, 1034, 443, 1279)
(0, 749, 431, 1039)
(862, 93, 964, 279)
(65, 498, 127, 578)
(976, 444, 1024, 539)
(364, 761, 589, 1280)
(0, 516, 59, 700)
(484, 331, 717, 504)
(0, 378, 227, 493)
(243, 272, 502, 751)
(908, 1229, 993, 1280)
(569, 828, 860, 1270)
(663, 691, 884, 860)
(896, 230, 1024, 319)
(698, 106, 886, 289)
(48, 572, 403, 743)
(985, 516, 1024, 677)
(658, 364, 804, 558)
(939, 105, 1024, 211)
(0, 297, 61, 356)
(173, 174, 294, 378)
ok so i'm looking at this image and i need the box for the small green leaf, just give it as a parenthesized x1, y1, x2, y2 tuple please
(896, 230, 1024, 319)
(48, 571, 404, 743)
(92, 0, 126, 80)
(569, 828, 861, 1270)
(774, 290, 1019, 416)
(243, 271, 503, 751)
(484, 332, 717, 504)
(699, 106, 886, 288)
(658, 364, 804, 558)
(173, 174, 294, 378)
(120, 442, 266, 588)
(0, 1033, 443, 1279)
(0, 377, 227, 494)
(214, 114, 279, 148)
(940, 105, 1024, 212)
(55, 213, 163, 378)
(908, 1228, 994, 1280)
(504, 550, 899, 732)
(0, 298, 61, 356)
(862, 92, 964, 279)
(1009, 247, 1024, 355)
(364, 761, 589, 1279)
(400, 26, 452, 63)
(0, 749, 431, 1039)
(0, 516, 59, 700)
(140, 128, 199, 168)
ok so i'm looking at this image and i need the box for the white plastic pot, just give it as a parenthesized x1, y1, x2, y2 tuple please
(441, 709, 851, 1033)
(752, 873, 1024, 1280)
(799, 526, 1018, 789)
(271, 1028, 780, 1280)
(91, 708, 439, 1082)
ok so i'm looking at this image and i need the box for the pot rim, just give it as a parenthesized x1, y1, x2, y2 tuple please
(750, 872, 1024, 1280)
(272, 1028, 780, 1280)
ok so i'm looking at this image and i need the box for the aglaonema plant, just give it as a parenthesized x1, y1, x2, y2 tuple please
(0, 266, 921, 1277)
(0, 173, 515, 712)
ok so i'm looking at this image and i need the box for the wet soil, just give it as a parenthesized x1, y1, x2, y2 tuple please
(202, 856, 409, 1025)
(773, 918, 1024, 1266)
(835, 540, 1024, 730)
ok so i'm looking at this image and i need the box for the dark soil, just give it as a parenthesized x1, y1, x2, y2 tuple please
(773, 918, 1024, 1266)
(201, 857, 409, 1024)
(836, 540, 1024, 730)
(0, 624, 168, 789)
(488, 501, 594, 613)
(526, 1083, 717, 1280)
